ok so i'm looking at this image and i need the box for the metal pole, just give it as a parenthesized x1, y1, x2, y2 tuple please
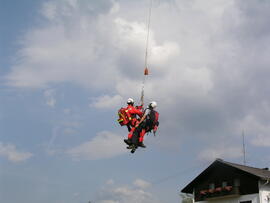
(242, 130, 246, 165)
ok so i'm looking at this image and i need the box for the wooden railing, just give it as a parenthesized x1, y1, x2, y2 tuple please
(196, 186, 239, 201)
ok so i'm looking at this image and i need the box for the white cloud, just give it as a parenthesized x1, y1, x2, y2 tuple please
(96, 179, 160, 203)
(73, 192, 80, 197)
(114, 18, 147, 49)
(5, 0, 270, 155)
(133, 179, 151, 189)
(63, 128, 77, 135)
(106, 179, 115, 185)
(5, 1, 132, 90)
(198, 146, 242, 162)
(41, 1, 57, 20)
(67, 131, 126, 160)
(237, 103, 270, 147)
(109, 1, 120, 14)
(5, 0, 181, 95)
(44, 89, 56, 107)
(63, 108, 71, 114)
(47, 117, 83, 151)
(0, 142, 33, 163)
(99, 200, 118, 203)
(150, 41, 180, 66)
(90, 95, 123, 109)
(251, 135, 270, 147)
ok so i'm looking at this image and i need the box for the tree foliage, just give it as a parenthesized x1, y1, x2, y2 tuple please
(180, 193, 193, 203)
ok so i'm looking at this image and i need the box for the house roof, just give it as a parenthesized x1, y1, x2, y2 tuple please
(181, 159, 270, 194)
(221, 159, 270, 180)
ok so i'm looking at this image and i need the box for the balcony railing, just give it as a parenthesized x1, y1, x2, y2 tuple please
(196, 186, 240, 201)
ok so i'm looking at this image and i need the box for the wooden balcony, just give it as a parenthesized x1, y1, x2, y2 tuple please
(196, 186, 240, 201)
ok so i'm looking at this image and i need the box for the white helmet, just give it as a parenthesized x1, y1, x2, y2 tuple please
(127, 98, 134, 104)
(149, 101, 157, 109)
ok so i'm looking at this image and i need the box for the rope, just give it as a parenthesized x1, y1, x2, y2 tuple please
(144, 0, 152, 69)
(140, 0, 153, 106)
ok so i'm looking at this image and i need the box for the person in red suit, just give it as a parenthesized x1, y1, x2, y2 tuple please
(124, 98, 143, 145)
(134, 101, 159, 148)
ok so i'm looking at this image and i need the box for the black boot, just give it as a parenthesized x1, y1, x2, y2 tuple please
(124, 139, 132, 145)
(138, 142, 146, 148)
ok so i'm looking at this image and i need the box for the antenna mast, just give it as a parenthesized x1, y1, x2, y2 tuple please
(242, 130, 246, 165)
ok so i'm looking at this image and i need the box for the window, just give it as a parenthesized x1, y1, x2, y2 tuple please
(240, 201, 252, 203)
(222, 181, 227, 187)
(209, 183, 215, 189)
(234, 179, 240, 187)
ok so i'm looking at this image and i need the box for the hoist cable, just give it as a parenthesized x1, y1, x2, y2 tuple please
(140, 0, 153, 106)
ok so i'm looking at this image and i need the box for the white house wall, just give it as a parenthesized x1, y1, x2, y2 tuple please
(196, 194, 259, 203)
(259, 180, 270, 203)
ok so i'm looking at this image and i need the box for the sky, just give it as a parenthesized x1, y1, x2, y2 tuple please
(1, 0, 270, 202)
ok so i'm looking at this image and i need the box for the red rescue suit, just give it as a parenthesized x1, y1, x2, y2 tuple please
(125, 105, 143, 126)
(136, 108, 159, 143)
(126, 105, 143, 139)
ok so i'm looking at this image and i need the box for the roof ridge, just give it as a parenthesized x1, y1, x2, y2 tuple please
(219, 159, 269, 171)
(217, 159, 270, 180)
(219, 159, 261, 169)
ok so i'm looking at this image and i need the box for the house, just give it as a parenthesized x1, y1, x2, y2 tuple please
(181, 159, 270, 203)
